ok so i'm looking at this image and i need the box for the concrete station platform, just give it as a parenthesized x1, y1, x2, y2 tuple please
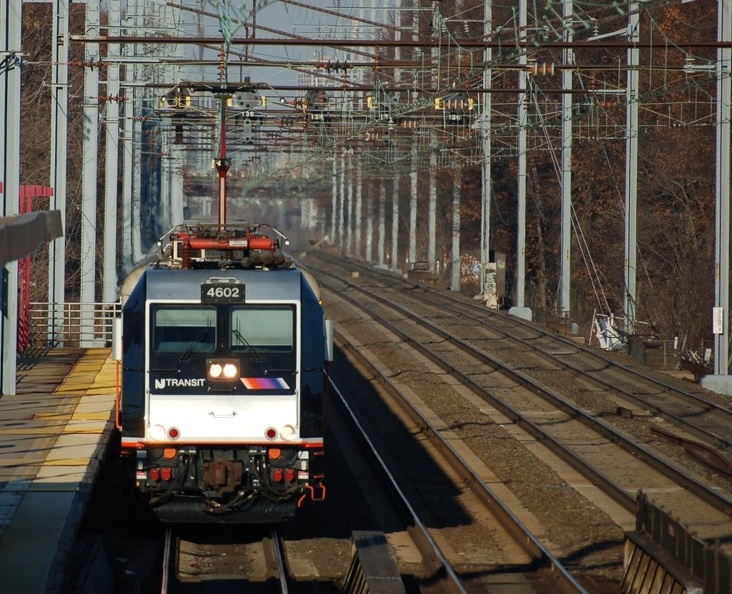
(0, 348, 117, 593)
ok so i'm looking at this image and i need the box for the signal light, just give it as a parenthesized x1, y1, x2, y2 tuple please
(149, 468, 161, 482)
(269, 448, 282, 460)
(168, 427, 180, 439)
(161, 467, 173, 482)
(265, 427, 277, 440)
(284, 468, 296, 482)
(272, 468, 284, 482)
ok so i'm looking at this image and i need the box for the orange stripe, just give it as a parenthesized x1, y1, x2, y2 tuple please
(122, 438, 323, 448)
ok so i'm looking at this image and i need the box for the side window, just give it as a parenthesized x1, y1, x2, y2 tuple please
(152, 306, 216, 353)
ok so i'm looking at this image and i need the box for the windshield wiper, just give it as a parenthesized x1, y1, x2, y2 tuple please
(231, 329, 265, 363)
(180, 328, 210, 362)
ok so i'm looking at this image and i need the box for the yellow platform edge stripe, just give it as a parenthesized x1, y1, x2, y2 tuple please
(0, 458, 92, 466)
(33, 412, 111, 421)
(0, 428, 104, 435)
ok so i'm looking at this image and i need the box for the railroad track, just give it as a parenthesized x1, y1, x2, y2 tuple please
(306, 250, 732, 590)
(311, 252, 732, 457)
(330, 359, 590, 593)
(159, 526, 292, 593)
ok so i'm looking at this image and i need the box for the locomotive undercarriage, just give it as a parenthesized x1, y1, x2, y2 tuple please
(131, 445, 318, 523)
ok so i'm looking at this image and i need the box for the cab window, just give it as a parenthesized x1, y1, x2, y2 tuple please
(230, 306, 294, 353)
(152, 306, 216, 353)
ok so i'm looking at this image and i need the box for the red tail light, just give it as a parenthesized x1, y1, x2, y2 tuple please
(285, 468, 296, 482)
(272, 468, 284, 482)
(149, 468, 161, 482)
(161, 467, 173, 482)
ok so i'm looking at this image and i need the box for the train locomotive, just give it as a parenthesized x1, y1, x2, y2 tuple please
(115, 222, 331, 523)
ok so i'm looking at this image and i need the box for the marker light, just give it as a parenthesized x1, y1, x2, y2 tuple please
(150, 425, 166, 440)
(280, 425, 296, 441)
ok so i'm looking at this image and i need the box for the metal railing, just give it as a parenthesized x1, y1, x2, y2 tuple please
(26, 301, 120, 350)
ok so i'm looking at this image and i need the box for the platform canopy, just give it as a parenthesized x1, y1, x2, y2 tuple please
(0, 211, 62, 267)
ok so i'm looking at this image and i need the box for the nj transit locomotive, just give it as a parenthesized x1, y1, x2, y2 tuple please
(115, 222, 331, 523)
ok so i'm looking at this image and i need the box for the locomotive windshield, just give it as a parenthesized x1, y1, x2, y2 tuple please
(152, 306, 217, 353)
(230, 306, 294, 353)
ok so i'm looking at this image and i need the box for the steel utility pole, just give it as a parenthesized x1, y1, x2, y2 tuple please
(712, 0, 732, 381)
(80, 0, 100, 346)
(623, 2, 640, 337)
(559, 0, 573, 317)
(479, 0, 492, 302)
(49, 0, 69, 345)
(104, 0, 121, 302)
(515, 0, 528, 310)
(0, 0, 22, 393)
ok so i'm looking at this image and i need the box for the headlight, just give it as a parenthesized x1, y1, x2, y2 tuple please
(222, 363, 239, 379)
(208, 363, 223, 379)
(207, 359, 240, 381)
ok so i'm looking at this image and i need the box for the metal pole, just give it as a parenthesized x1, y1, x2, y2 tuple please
(104, 0, 120, 302)
(365, 178, 373, 262)
(0, 0, 21, 393)
(331, 149, 337, 243)
(338, 148, 345, 244)
(409, 141, 418, 269)
(215, 97, 229, 229)
(479, 0, 492, 301)
(714, 0, 732, 376)
(375, 178, 384, 266)
(391, 0, 401, 272)
(450, 166, 461, 291)
(346, 151, 353, 255)
(391, 173, 400, 272)
(81, 0, 100, 346)
(428, 132, 437, 272)
(560, 0, 573, 317)
(516, 0, 528, 308)
(355, 157, 362, 258)
(624, 2, 640, 336)
(49, 0, 70, 345)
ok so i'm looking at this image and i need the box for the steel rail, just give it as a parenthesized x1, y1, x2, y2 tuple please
(159, 528, 174, 594)
(329, 379, 471, 594)
(268, 529, 290, 594)
(331, 342, 589, 594)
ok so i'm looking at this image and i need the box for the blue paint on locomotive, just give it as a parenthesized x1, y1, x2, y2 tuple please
(118, 263, 328, 523)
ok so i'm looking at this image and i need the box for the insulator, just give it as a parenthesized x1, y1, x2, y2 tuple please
(181, 239, 191, 269)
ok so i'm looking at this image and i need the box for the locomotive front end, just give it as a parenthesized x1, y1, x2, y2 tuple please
(117, 227, 329, 523)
